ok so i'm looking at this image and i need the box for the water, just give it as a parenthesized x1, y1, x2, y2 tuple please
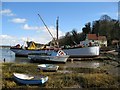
(0, 47, 15, 63)
(0, 47, 30, 63)
(65, 60, 103, 68)
(0, 47, 105, 68)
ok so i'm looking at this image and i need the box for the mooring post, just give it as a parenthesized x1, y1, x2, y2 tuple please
(71, 59, 73, 63)
(3, 58, 5, 63)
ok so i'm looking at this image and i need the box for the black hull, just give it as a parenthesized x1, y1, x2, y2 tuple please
(15, 54, 28, 57)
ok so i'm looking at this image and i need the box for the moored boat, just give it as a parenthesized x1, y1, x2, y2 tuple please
(64, 46, 100, 57)
(28, 50, 69, 63)
(11, 46, 100, 57)
(13, 73, 48, 85)
(37, 64, 59, 71)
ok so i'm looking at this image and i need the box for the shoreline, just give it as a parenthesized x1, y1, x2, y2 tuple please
(1, 51, 120, 89)
(1, 56, 120, 89)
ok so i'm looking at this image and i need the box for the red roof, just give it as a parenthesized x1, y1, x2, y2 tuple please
(87, 34, 106, 40)
(87, 34, 98, 40)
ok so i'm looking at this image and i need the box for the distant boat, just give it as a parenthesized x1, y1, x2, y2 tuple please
(13, 73, 48, 85)
(37, 64, 59, 71)
(28, 50, 69, 63)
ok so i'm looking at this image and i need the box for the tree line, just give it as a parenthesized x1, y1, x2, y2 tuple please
(57, 15, 120, 46)
(48, 15, 120, 46)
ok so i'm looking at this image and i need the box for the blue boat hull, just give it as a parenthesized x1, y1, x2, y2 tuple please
(13, 73, 48, 85)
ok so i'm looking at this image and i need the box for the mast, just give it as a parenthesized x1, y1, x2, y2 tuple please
(38, 14, 58, 46)
(38, 14, 55, 40)
(56, 17, 59, 47)
(56, 17, 59, 40)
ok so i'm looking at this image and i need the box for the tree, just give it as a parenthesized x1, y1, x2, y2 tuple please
(71, 29, 79, 44)
(92, 21, 100, 36)
(111, 20, 120, 40)
(91, 14, 120, 45)
(100, 15, 111, 21)
(57, 14, 120, 46)
(64, 32, 73, 45)
(82, 22, 91, 34)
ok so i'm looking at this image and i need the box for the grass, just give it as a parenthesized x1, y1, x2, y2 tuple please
(1, 62, 120, 89)
(78, 74, 116, 88)
(66, 67, 107, 74)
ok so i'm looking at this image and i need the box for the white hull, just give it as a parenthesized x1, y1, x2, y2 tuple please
(11, 46, 100, 57)
(64, 46, 100, 57)
(28, 55, 69, 63)
(37, 64, 59, 71)
(13, 73, 48, 85)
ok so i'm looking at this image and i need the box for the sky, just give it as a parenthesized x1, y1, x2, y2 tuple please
(0, 1, 119, 46)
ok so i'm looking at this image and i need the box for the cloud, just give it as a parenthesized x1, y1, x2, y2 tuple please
(23, 24, 39, 30)
(0, 35, 12, 39)
(0, 35, 49, 46)
(0, 9, 15, 16)
(11, 18, 27, 23)
(0, 35, 19, 46)
(0, 35, 29, 46)
(22, 24, 65, 38)
(0, 26, 65, 46)
(39, 26, 65, 38)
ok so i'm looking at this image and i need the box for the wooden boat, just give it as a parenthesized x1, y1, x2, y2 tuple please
(37, 64, 59, 71)
(13, 73, 48, 85)
(63, 46, 100, 57)
(11, 46, 100, 57)
(28, 50, 69, 63)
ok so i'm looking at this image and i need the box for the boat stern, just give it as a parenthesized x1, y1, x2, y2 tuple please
(41, 76, 49, 84)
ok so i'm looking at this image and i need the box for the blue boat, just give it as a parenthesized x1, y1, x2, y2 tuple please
(13, 73, 48, 85)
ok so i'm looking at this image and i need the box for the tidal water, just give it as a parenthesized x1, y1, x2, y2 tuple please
(0, 47, 106, 68)
(0, 47, 15, 63)
(0, 47, 30, 63)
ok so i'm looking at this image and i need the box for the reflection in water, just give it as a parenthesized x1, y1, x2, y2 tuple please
(62, 60, 103, 68)
(0, 48, 15, 63)
(15, 57, 30, 63)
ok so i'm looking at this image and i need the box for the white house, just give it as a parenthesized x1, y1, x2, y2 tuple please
(80, 34, 107, 47)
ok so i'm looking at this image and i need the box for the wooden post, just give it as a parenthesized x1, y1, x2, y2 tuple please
(71, 59, 73, 63)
